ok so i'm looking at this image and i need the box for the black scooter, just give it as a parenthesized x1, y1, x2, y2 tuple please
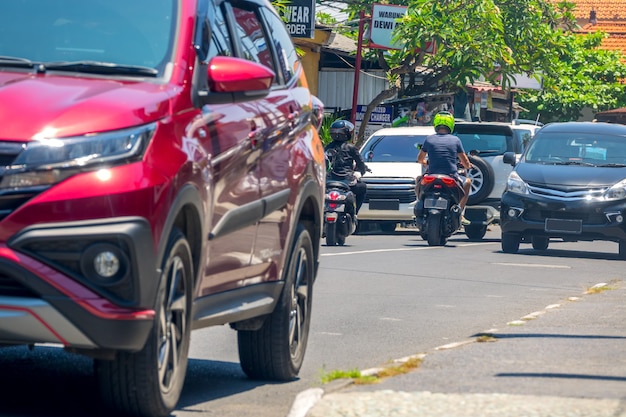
(414, 171, 465, 246)
(323, 180, 357, 246)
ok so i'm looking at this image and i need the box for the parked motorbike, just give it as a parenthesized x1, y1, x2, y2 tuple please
(413, 170, 465, 246)
(323, 179, 357, 246)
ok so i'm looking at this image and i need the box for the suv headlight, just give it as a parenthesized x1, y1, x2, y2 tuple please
(0, 123, 155, 189)
(506, 171, 528, 195)
(605, 179, 626, 201)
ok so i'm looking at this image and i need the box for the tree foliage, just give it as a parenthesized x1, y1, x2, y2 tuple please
(516, 31, 626, 122)
(337, 0, 581, 146)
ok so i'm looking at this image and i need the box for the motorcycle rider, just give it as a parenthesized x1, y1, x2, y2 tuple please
(325, 120, 369, 214)
(416, 111, 472, 224)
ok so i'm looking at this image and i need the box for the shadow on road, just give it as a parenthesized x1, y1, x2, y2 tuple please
(0, 345, 280, 417)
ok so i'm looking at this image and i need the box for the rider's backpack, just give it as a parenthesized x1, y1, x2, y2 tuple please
(325, 143, 351, 178)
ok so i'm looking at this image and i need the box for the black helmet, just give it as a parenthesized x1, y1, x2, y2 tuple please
(329, 120, 355, 142)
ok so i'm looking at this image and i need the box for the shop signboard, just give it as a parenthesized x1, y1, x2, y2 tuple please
(284, 0, 315, 38)
(354, 105, 393, 139)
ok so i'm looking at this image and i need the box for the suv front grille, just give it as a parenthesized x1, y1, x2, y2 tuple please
(362, 177, 417, 204)
(528, 183, 608, 201)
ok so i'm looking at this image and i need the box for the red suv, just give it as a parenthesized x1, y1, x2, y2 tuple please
(0, 1, 325, 416)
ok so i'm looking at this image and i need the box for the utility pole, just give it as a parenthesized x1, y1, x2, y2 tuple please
(349, 10, 366, 130)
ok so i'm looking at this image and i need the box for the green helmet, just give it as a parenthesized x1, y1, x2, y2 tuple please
(433, 111, 455, 133)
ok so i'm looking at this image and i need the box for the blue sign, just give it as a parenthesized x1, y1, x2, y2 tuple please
(355, 105, 393, 124)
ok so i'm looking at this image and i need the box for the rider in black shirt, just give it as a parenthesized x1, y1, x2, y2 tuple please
(325, 120, 369, 214)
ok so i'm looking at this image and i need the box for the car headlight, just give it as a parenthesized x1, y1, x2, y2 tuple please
(0, 123, 155, 189)
(604, 179, 626, 201)
(506, 171, 528, 195)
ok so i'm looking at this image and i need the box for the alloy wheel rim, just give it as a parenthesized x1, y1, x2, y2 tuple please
(158, 255, 188, 393)
(289, 247, 309, 360)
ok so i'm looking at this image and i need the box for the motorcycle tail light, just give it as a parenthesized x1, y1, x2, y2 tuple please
(441, 177, 456, 187)
(328, 191, 341, 200)
(421, 175, 436, 185)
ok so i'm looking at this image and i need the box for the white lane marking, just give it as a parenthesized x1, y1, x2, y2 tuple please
(380, 317, 402, 321)
(321, 242, 495, 257)
(492, 262, 570, 268)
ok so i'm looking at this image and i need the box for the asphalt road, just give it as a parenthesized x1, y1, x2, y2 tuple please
(1, 225, 624, 417)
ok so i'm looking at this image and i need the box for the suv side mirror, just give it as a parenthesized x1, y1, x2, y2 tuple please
(503, 151, 517, 166)
(199, 56, 275, 105)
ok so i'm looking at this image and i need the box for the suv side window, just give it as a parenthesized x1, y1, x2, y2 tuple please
(230, 4, 277, 79)
(207, 3, 233, 59)
(260, 8, 298, 84)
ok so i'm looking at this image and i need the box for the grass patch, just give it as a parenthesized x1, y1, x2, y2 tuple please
(320, 368, 361, 384)
(585, 281, 618, 294)
(476, 334, 497, 343)
(376, 356, 423, 379)
(320, 356, 423, 385)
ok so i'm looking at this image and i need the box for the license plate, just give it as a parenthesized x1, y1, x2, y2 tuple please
(424, 197, 448, 210)
(369, 199, 399, 210)
(545, 218, 582, 234)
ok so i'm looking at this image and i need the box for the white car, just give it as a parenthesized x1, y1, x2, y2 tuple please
(357, 126, 435, 233)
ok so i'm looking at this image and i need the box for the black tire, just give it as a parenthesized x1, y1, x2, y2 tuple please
(238, 223, 314, 380)
(619, 240, 626, 260)
(426, 213, 445, 246)
(337, 233, 346, 246)
(325, 223, 337, 246)
(467, 155, 495, 205)
(501, 232, 521, 253)
(465, 224, 487, 241)
(531, 236, 549, 251)
(95, 228, 193, 417)
(380, 222, 397, 233)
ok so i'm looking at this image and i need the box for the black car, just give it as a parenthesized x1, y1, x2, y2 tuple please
(500, 121, 626, 258)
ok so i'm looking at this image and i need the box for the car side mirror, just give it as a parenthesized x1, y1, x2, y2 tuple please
(199, 56, 275, 105)
(503, 151, 517, 166)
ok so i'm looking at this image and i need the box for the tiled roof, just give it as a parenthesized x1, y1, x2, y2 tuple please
(579, 21, 626, 57)
(567, 0, 626, 20)
(580, 21, 626, 33)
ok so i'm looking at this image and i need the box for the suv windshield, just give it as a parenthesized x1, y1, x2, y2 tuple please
(525, 132, 626, 166)
(360, 134, 427, 162)
(0, 0, 176, 75)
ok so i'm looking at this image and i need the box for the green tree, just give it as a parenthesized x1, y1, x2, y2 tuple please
(516, 31, 626, 122)
(338, 0, 577, 146)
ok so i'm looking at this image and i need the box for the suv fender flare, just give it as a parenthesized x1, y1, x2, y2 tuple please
(155, 184, 205, 301)
(284, 177, 324, 277)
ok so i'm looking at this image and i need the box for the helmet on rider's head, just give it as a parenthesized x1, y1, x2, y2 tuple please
(433, 111, 455, 134)
(329, 120, 355, 142)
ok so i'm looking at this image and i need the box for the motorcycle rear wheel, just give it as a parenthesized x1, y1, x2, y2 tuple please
(426, 212, 446, 246)
(326, 223, 337, 246)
